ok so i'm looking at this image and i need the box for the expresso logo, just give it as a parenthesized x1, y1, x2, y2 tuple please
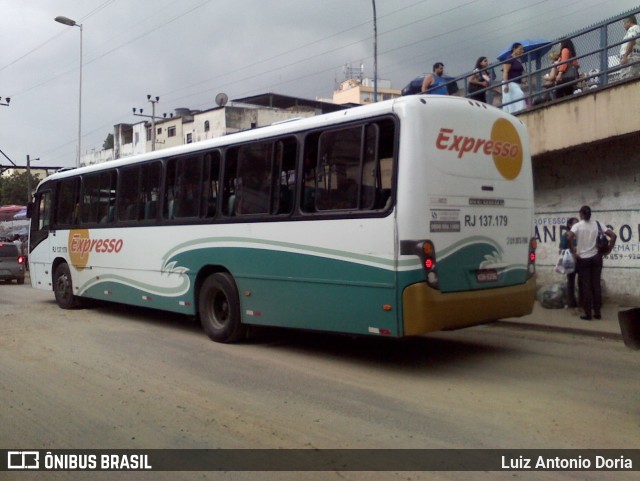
(435, 118, 524, 180)
(68, 229, 124, 270)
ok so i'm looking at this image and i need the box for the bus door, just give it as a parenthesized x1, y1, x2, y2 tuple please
(28, 189, 53, 290)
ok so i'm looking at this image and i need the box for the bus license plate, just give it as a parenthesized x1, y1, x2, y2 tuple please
(476, 269, 498, 283)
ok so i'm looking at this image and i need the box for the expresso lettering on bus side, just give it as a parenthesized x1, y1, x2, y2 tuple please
(435, 128, 519, 159)
(70, 235, 124, 260)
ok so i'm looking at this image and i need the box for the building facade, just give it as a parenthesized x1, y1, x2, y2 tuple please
(332, 78, 402, 105)
(80, 94, 342, 167)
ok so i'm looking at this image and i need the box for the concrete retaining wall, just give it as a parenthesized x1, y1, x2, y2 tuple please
(532, 134, 640, 304)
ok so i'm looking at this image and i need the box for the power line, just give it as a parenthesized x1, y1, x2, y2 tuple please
(165, 0, 550, 105)
(5, 0, 632, 166)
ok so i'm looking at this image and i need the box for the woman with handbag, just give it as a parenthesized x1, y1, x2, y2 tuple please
(567, 206, 617, 320)
(501, 43, 526, 113)
(468, 57, 491, 103)
(559, 217, 579, 309)
(555, 39, 580, 98)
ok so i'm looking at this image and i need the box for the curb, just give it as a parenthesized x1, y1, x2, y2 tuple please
(495, 320, 623, 341)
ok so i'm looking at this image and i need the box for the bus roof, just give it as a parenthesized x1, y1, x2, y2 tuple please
(35, 95, 511, 188)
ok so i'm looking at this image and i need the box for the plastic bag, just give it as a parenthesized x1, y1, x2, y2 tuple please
(555, 249, 575, 275)
(562, 249, 575, 274)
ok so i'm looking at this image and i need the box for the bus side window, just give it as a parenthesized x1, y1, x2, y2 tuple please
(141, 162, 161, 221)
(164, 160, 177, 220)
(173, 156, 201, 218)
(202, 151, 221, 218)
(301, 133, 320, 213)
(235, 143, 272, 216)
(275, 137, 297, 215)
(222, 150, 238, 217)
(360, 124, 379, 210)
(165, 155, 202, 219)
(374, 118, 396, 210)
(56, 178, 80, 226)
(99, 171, 117, 224)
(316, 127, 361, 211)
(118, 166, 140, 221)
(81, 174, 100, 224)
(300, 118, 395, 214)
(37, 190, 52, 231)
(82, 171, 117, 225)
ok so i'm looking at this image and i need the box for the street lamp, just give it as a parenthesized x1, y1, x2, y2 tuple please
(26, 155, 40, 203)
(0, 96, 10, 107)
(55, 15, 83, 168)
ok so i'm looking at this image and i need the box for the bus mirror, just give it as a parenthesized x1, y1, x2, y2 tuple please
(26, 202, 34, 219)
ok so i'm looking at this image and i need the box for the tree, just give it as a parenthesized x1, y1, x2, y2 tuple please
(0, 171, 40, 205)
(103, 133, 114, 150)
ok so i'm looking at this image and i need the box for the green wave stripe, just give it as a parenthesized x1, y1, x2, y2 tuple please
(436, 236, 504, 260)
(76, 236, 521, 298)
(161, 236, 418, 270)
(78, 272, 190, 297)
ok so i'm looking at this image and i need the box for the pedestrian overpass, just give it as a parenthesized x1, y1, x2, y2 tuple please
(449, 6, 640, 302)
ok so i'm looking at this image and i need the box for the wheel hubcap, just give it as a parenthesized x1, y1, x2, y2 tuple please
(210, 290, 229, 328)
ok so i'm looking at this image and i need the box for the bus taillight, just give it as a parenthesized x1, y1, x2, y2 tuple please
(528, 237, 537, 277)
(421, 241, 439, 288)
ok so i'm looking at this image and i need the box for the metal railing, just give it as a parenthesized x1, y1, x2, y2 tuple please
(443, 7, 640, 112)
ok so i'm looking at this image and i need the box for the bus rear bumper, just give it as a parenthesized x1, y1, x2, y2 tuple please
(402, 276, 536, 336)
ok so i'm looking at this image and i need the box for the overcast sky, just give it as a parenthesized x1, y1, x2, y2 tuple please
(1, 0, 638, 170)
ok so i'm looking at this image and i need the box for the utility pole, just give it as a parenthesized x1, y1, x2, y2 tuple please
(133, 95, 163, 152)
(372, 0, 378, 102)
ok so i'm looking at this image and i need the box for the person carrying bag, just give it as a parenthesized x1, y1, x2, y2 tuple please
(555, 38, 580, 98)
(567, 206, 617, 320)
(558, 217, 578, 308)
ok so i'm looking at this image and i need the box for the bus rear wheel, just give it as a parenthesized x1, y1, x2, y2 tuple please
(199, 273, 245, 343)
(54, 263, 79, 309)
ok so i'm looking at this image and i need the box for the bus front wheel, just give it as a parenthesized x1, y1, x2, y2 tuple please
(199, 273, 245, 343)
(54, 263, 79, 309)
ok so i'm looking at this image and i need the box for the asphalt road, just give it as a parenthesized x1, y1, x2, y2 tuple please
(1, 280, 639, 481)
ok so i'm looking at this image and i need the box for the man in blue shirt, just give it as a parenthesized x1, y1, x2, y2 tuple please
(421, 62, 448, 95)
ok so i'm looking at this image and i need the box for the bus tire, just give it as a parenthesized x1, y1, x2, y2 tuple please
(54, 263, 79, 309)
(199, 273, 245, 343)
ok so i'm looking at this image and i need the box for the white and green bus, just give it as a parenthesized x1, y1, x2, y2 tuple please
(28, 95, 536, 343)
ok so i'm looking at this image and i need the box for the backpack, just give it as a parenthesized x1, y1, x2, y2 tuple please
(596, 222, 610, 254)
(401, 75, 459, 96)
(401, 76, 424, 96)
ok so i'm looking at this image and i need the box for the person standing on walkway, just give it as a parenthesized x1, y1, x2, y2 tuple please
(421, 62, 448, 95)
(554, 38, 580, 98)
(620, 15, 640, 79)
(501, 43, 526, 113)
(567, 206, 617, 320)
(468, 56, 491, 102)
(559, 217, 579, 309)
